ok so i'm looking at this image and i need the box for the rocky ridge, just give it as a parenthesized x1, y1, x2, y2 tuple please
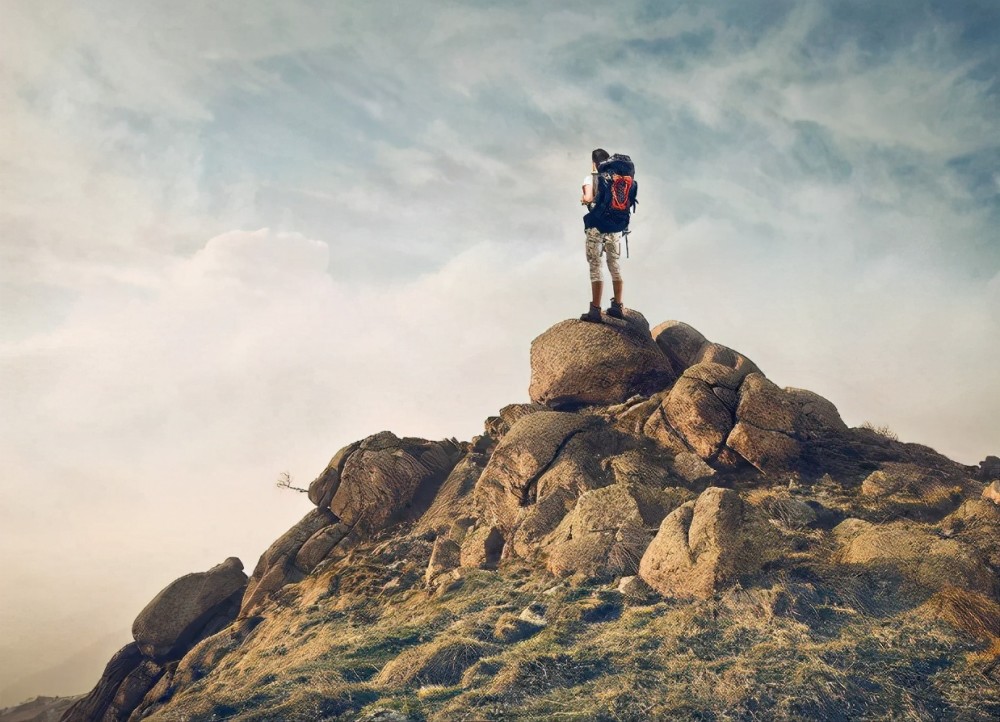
(62, 315, 1000, 721)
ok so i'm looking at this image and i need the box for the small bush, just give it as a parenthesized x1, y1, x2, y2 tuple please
(860, 421, 899, 440)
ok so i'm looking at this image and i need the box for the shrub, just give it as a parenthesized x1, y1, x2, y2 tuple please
(860, 421, 899, 441)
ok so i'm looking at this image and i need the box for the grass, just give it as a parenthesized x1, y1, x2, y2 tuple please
(376, 637, 497, 688)
(140, 519, 1000, 722)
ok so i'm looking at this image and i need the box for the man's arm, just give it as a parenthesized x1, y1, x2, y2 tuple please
(581, 182, 594, 205)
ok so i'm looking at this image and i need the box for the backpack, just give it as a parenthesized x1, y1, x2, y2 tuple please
(586, 154, 638, 234)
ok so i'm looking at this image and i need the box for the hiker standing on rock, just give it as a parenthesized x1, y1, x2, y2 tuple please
(580, 148, 638, 323)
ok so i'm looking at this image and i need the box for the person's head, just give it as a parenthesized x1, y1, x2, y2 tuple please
(592, 148, 610, 167)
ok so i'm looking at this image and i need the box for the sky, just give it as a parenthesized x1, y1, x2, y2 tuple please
(1, 0, 998, 706)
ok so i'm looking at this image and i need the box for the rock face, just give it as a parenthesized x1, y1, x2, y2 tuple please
(240, 509, 339, 617)
(416, 451, 492, 536)
(984, 480, 1000, 505)
(545, 483, 692, 580)
(132, 557, 247, 661)
(473, 411, 646, 559)
(638, 488, 780, 599)
(651, 321, 707, 373)
(663, 365, 848, 472)
(309, 431, 463, 536)
(663, 365, 746, 461)
(529, 310, 675, 408)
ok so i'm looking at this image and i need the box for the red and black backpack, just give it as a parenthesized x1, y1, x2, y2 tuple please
(589, 154, 638, 233)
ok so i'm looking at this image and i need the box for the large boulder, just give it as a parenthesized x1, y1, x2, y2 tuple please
(651, 320, 707, 374)
(783, 387, 848, 438)
(638, 487, 781, 599)
(726, 421, 801, 475)
(322, 432, 463, 535)
(307, 440, 363, 508)
(661, 360, 758, 462)
(613, 321, 849, 474)
(132, 557, 247, 661)
(736, 372, 847, 441)
(473, 412, 634, 559)
(647, 324, 848, 473)
(732, 373, 797, 432)
(725, 373, 812, 473)
(474, 411, 594, 532)
(529, 310, 675, 408)
(663, 373, 735, 460)
(545, 483, 693, 581)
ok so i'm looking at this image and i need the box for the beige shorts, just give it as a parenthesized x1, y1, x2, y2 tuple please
(585, 227, 622, 283)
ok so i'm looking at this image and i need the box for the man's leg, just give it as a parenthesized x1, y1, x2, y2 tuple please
(591, 280, 603, 307)
(582, 229, 604, 322)
(605, 233, 625, 317)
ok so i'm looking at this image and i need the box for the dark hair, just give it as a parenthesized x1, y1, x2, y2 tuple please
(592, 148, 610, 165)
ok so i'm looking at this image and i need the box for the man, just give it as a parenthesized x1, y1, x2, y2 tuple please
(580, 148, 627, 323)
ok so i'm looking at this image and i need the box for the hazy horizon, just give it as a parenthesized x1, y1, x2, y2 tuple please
(2, 0, 998, 706)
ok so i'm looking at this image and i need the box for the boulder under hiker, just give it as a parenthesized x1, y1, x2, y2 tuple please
(579, 148, 638, 323)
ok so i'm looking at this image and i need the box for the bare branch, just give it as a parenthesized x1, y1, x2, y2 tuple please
(276, 471, 309, 493)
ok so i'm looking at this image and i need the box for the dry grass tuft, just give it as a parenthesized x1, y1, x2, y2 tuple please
(485, 651, 610, 700)
(921, 586, 1000, 645)
(861, 421, 899, 440)
(493, 613, 542, 644)
(746, 487, 816, 529)
(375, 636, 496, 688)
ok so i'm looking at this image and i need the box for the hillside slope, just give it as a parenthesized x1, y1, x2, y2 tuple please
(62, 315, 1000, 721)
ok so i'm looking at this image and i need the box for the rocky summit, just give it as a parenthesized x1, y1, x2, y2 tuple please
(63, 315, 1000, 721)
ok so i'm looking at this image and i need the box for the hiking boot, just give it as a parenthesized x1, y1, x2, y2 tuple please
(580, 303, 602, 323)
(607, 299, 625, 319)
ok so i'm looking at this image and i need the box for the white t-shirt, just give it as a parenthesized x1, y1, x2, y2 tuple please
(582, 173, 598, 206)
